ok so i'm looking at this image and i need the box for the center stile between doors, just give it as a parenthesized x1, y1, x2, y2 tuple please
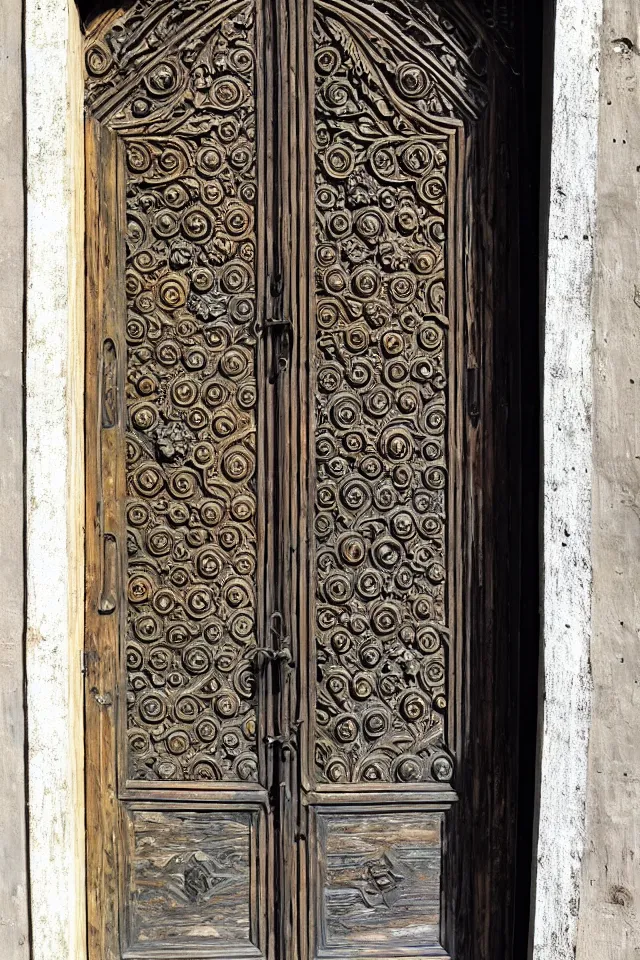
(83, 0, 521, 957)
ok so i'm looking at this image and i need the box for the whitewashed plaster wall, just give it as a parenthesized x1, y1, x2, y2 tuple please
(531, 0, 602, 957)
(575, 5, 640, 957)
(24, 0, 86, 958)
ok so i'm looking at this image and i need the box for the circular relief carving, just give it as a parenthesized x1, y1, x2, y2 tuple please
(145, 61, 180, 97)
(220, 346, 251, 379)
(322, 143, 355, 179)
(197, 546, 223, 580)
(128, 574, 153, 605)
(399, 140, 434, 176)
(127, 502, 149, 527)
(221, 445, 254, 483)
(354, 208, 385, 244)
(326, 210, 351, 239)
(370, 602, 400, 636)
(323, 571, 354, 604)
(225, 203, 254, 239)
(229, 295, 254, 325)
(331, 630, 351, 655)
(345, 359, 373, 389)
(379, 425, 414, 463)
(351, 265, 380, 299)
(343, 430, 366, 454)
(398, 388, 419, 415)
(393, 754, 423, 782)
(381, 330, 404, 357)
(210, 75, 248, 111)
(325, 758, 349, 782)
(156, 339, 181, 366)
(221, 260, 252, 294)
(126, 142, 152, 173)
(153, 588, 176, 615)
(351, 674, 374, 701)
(147, 526, 172, 556)
(202, 179, 225, 206)
(396, 204, 419, 235)
(399, 691, 429, 723)
(372, 536, 402, 570)
(330, 394, 361, 430)
(134, 613, 162, 643)
(186, 587, 212, 619)
(318, 362, 342, 394)
(432, 754, 453, 782)
(192, 759, 222, 781)
(237, 383, 257, 410)
(334, 714, 359, 743)
(363, 709, 389, 741)
(183, 644, 212, 675)
(130, 402, 158, 432)
(316, 244, 337, 268)
(424, 465, 446, 490)
(228, 142, 254, 172)
(356, 570, 383, 600)
(132, 463, 164, 498)
(171, 378, 198, 407)
(167, 729, 190, 755)
(339, 476, 372, 512)
(152, 210, 179, 239)
(388, 272, 417, 304)
(85, 41, 112, 77)
(315, 45, 340, 75)
(157, 274, 188, 309)
(235, 755, 258, 781)
(416, 625, 442, 655)
(425, 406, 446, 435)
(229, 611, 254, 642)
(391, 510, 415, 541)
(182, 207, 214, 242)
(419, 173, 447, 204)
(164, 183, 189, 209)
(195, 717, 218, 743)
(139, 693, 167, 724)
(338, 533, 366, 566)
(396, 62, 430, 99)
(216, 692, 240, 719)
(168, 468, 199, 500)
(418, 320, 444, 351)
(225, 579, 251, 608)
(383, 358, 408, 386)
(369, 144, 397, 179)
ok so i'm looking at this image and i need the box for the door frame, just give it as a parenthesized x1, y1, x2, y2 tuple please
(21, 3, 601, 960)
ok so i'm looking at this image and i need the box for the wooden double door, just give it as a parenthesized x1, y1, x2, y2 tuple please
(84, 0, 520, 957)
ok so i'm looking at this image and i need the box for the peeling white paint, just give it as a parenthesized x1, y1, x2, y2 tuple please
(532, 0, 602, 957)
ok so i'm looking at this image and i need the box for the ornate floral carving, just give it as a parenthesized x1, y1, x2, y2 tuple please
(317, 0, 487, 120)
(87, 1, 259, 782)
(312, 10, 455, 784)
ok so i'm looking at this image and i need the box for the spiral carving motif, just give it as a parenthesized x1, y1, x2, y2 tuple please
(313, 12, 454, 784)
(88, 3, 259, 782)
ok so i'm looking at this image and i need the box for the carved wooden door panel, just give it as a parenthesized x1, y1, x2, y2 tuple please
(84, 1, 518, 959)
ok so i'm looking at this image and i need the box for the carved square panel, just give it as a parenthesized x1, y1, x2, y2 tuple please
(122, 805, 263, 958)
(313, 809, 445, 959)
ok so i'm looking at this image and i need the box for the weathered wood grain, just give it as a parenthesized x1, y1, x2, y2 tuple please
(315, 811, 443, 957)
(123, 807, 259, 955)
